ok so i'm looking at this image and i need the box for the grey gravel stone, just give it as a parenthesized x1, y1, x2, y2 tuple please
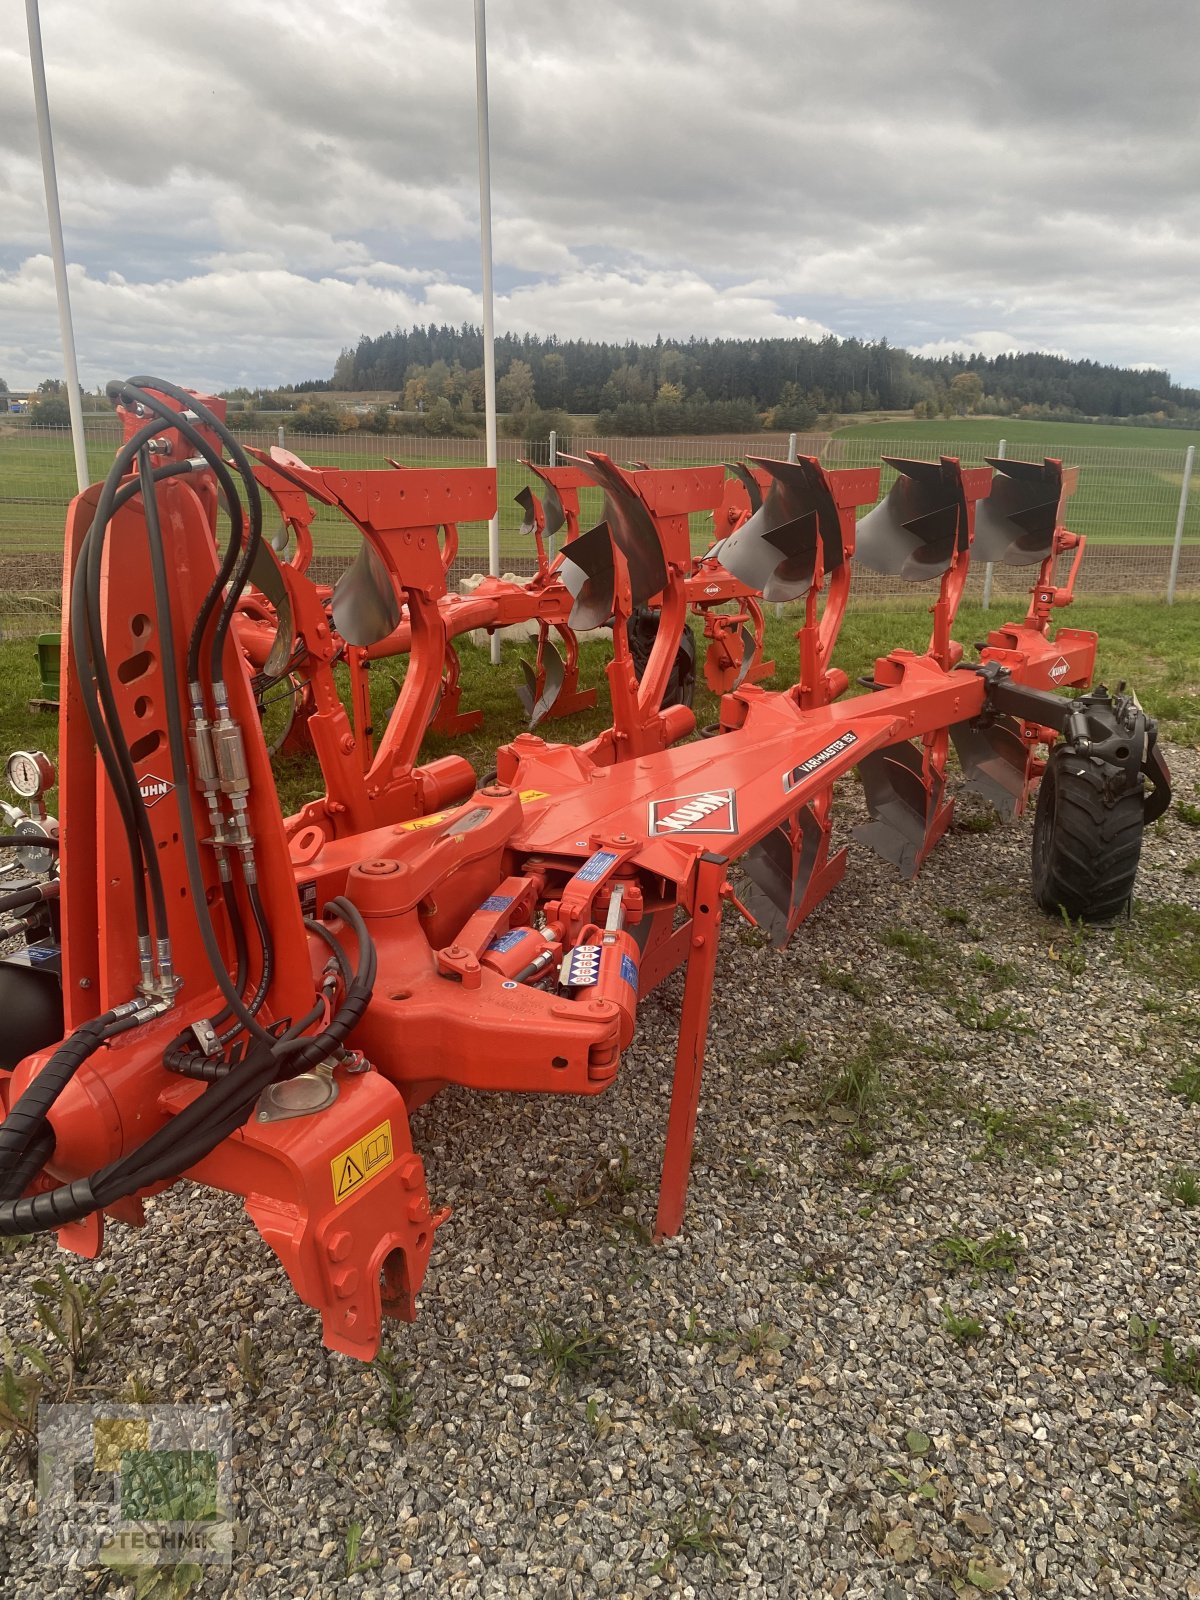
(1, 745, 1198, 1599)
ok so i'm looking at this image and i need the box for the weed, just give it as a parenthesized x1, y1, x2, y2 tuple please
(940, 906, 973, 927)
(1128, 1313, 1161, 1355)
(668, 1401, 724, 1452)
(30, 1265, 128, 1390)
(1184, 858, 1200, 878)
(819, 963, 868, 1000)
(654, 1501, 737, 1573)
(866, 1163, 914, 1196)
(841, 1127, 878, 1159)
(1177, 802, 1200, 828)
(1167, 1057, 1200, 1105)
(1118, 902, 1200, 988)
(937, 1230, 1024, 1278)
(0, 1234, 30, 1259)
(821, 1021, 897, 1119)
(756, 1035, 808, 1068)
(532, 1321, 617, 1386)
(972, 1100, 1094, 1165)
(1179, 1470, 1200, 1530)
(0, 1336, 50, 1468)
(1048, 908, 1090, 977)
(737, 1156, 769, 1184)
(957, 813, 997, 835)
(368, 1349, 413, 1432)
(1167, 1168, 1200, 1207)
(954, 995, 1029, 1034)
(233, 1330, 265, 1397)
(345, 1521, 381, 1577)
(737, 1320, 790, 1355)
(969, 951, 1019, 989)
(542, 1145, 645, 1233)
(585, 1395, 614, 1437)
(1159, 1340, 1200, 1397)
(941, 1306, 985, 1344)
(736, 924, 770, 949)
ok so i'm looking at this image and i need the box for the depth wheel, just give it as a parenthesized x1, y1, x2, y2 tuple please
(1031, 746, 1145, 922)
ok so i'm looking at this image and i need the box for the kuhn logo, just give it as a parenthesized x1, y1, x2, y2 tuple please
(783, 731, 859, 792)
(138, 773, 174, 808)
(1048, 656, 1070, 684)
(649, 788, 737, 836)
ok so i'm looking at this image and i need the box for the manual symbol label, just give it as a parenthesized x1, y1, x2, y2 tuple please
(330, 1119, 393, 1204)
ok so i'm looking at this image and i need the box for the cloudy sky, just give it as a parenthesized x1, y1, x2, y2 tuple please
(1, 0, 1197, 393)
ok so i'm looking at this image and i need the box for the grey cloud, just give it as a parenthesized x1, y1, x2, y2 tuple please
(0, 0, 1196, 387)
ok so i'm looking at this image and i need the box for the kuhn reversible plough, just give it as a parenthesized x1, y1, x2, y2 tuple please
(0, 381, 1170, 1360)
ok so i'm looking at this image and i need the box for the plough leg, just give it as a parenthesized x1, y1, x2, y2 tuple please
(655, 853, 727, 1240)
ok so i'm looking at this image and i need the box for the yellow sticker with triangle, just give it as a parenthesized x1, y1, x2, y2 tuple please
(331, 1120, 394, 1203)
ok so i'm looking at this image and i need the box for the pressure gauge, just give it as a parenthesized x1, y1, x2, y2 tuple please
(6, 750, 55, 802)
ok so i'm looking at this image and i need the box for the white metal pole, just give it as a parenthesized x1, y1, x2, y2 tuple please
(547, 427, 558, 560)
(25, 0, 88, 494)
(474, 0, 501, 665)
(787, 431, 798, 464)
(981, 437, 1006, 610)
(1166, 443, 1195, 606)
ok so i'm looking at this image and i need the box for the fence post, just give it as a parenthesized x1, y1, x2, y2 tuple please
(1167, 444, 1195, 604)
(546, 429, 558, 559)
(981, 437, 1005, 610)
(787, 432, 798, 464)
(277, 425, 286, 448)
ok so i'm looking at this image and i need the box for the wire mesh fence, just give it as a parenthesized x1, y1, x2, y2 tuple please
(0, 421, 1195, 638)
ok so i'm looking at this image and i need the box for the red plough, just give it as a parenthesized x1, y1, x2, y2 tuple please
(0, 382, 1171, 1361)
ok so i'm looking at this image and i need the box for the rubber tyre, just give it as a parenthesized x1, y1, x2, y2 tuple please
(1031, 747, 1145, 922)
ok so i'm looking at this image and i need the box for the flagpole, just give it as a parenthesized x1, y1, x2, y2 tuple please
(25, 0, 89, 494)
(473, 0, 501, 666)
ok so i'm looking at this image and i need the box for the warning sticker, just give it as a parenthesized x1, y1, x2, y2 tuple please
(397, 812, 446, 832)
(518, 788, 549, 802)
(331, 1120, 394, 1203)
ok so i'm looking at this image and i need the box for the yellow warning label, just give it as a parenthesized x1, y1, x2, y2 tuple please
(397, 812, 446, 832)
(331, 1119, 394, 1203)
(518, 788, 549, 802)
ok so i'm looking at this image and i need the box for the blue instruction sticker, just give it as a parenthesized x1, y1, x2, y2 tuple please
(488, 929, 527, 954)
(480, 893, 514, 913)
(575, 850, 618, 883)
(620, 953, 639, 992)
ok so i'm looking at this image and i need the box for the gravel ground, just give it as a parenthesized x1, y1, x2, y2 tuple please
(2, 746, 1198, 1600)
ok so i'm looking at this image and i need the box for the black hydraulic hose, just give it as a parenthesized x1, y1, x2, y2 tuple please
(243, 882, 274, 1018)
(138, 447, 277, 1048)
(0, 1010, 124, 1205)
(0, 897, 375, 1233)
(305, 916, 354, 988)
(108, 382, 250, 686)
(121, 379, 266, 688)
(0, 882, 56, 914)
(71, 411, 174, 945)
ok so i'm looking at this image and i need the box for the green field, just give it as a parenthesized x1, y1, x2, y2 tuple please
(835, 416, 1200, 451)
(2, 418, 1197, 564)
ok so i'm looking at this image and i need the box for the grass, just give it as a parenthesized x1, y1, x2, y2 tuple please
(941, 1305, 985, 1344)
(1168, 1058, 1200, 1105)
(936, 1230, 1024, 1277)
(531, 1320, 619, 1386)
(819, 1020, 897, 1119)
(1117, 903, 1200, 989)
(1166, 1168, 1200, 1207)
(971, 1100, 1095, 1165)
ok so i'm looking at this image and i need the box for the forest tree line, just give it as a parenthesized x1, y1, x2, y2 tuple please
(261, 324, 1200, 437)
